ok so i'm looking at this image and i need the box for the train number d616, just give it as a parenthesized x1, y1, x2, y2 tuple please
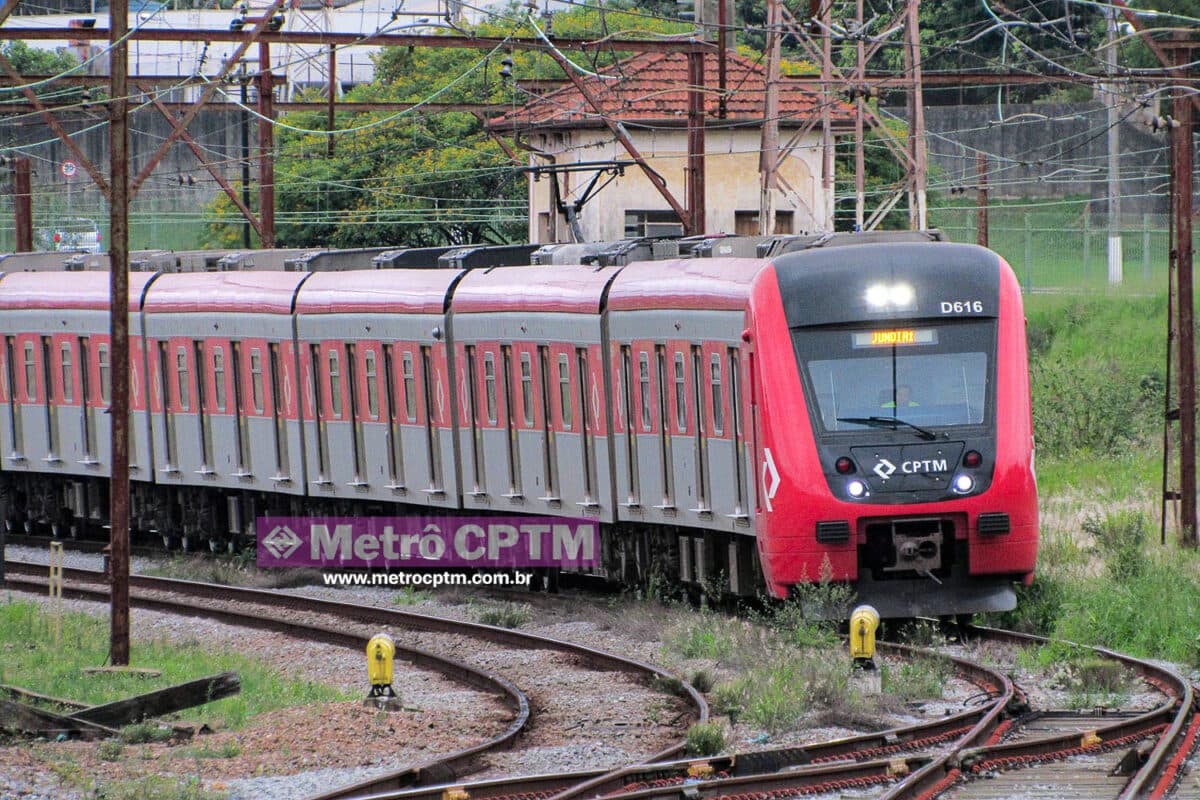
(940, 300, 983, 314)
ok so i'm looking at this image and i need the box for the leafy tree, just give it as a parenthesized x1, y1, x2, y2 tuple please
(2, 41, 79, 76)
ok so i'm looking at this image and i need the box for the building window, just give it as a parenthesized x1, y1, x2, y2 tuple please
(734, 210, 794, 235)
(624, 210, 684, 238)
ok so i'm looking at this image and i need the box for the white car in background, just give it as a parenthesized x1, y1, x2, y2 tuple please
(38, 218, 103, 253)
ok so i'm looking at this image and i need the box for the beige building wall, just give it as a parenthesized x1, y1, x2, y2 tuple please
(526, 126, 828, 243)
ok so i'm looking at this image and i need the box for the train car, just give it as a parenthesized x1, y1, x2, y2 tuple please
(0, 234, 1037, 617)
(746, 239, 1036, 616)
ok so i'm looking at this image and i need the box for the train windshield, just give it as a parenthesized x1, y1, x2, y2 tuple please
(793, 320, 996, 434)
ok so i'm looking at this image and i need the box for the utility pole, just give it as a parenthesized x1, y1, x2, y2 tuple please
(905, 0, 927, 230)
(1105, 6, 1122, 284)
(259, 42, 275, 249)
(854, 0, 865, 230)
(239, 63, 251, 249)
(758, 0, 780, 236)
(1171, 38, 1196, 548)
(13, 157, 31, 252)
(108, 0, 131, 667)
(976, 152, 988, 248)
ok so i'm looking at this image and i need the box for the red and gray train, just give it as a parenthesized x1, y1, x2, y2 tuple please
(0, 232, 1037, 617)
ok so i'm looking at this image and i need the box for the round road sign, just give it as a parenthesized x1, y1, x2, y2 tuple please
(61, 160, 77, 179)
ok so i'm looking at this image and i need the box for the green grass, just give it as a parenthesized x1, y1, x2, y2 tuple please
(0, 599, 354, 730)
(685, 721, 727, 756)
(474, 602, 533, 629)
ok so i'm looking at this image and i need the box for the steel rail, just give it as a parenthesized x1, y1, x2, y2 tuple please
(3, 571, 531, 791)
(4, 559, 709, 800)
(350, 639, 1014, 800)
(882, 624, 1197, 800)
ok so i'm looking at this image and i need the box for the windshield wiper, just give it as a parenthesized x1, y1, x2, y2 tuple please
(835, 416, 937, 441)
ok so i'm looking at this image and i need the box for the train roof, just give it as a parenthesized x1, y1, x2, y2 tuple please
(606, 258, 769, 312)
(295, 269, 465, 315)
(143, 271, 309, 314)
(0, 270, 157, 310)
(453, 265, 622, 314)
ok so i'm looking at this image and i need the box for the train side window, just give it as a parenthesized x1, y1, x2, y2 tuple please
(176, 346, 189, 411)
(251, 348, 265, 414)
(365, 348, 379, 420)
(710, 353, 724, 435)
(559, 353, 572, 430)
(639, 351, 651, 432)
(24, 341, 35, 401)
(60, 342, 73, 403)
(213, 347, 226, 412)
(483, 351, 497, 424)
(41, 337, 54, 403)
(327, 348, 340, 418)
(98, 344, 110, 405)
(403, 351, 417, 422)
(674, 352, 686, 433)
(520, 352, 533, 427)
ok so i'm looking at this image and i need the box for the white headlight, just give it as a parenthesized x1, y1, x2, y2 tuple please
(953, 474, 975, 493)
(847, 479, 868, 498)
(865, 284, 890, 308)
(889, 283, 915, 306)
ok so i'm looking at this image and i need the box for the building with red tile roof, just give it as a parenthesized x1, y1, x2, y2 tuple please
(488, 50, 854, 242)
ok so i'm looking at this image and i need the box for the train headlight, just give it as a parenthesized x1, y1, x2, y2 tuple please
(846, 479, 868, 499)
(952, 474, 975, 494)
(865, 282, 915, 309)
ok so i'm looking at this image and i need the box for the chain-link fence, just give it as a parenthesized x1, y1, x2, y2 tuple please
(931, 205, 1173, 294)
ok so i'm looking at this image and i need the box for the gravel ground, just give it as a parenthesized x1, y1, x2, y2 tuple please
(10, 541, 1180, 799)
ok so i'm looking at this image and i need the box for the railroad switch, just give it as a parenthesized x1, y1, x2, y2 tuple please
(364, 633, 402, 711)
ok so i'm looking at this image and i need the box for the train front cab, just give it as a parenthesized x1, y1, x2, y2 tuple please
(749, 242, 1037, 618)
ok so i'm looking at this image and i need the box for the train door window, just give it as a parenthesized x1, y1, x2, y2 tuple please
(382, 344, 404, 486)
(4, 337, 20, 456)
(157, 341, 175, 467)
(691, 346, 709, 513)
(655, 345, 673, 507)
(674, 352, 687, 434)
(60, 342, 73, 403)
(346, 343, 366, 483)
(326, 349, 340, 418)
(213, 347, 226, 412)
(520, 352, 534, 427)
(41, 337, 57, 457)
(728, 347, 746, 517)
(465, 345, 483, 492)
(98, 344, 110, 405)
(576, 347, 594, 501)
(537, 345, 557, 500)
(483, 352, 497, 424)
(269, 343, 288, 476)
(193, 342, 210, 468)
(308, 344, 327, 479)
(24, 341, 35, 402)
(558, 353, 572, 431)
(501, 344, 520, 495)
(251, 348, 265, 415)
(79, 338, 93, 458)
(420, 345, 442, 490)
(402, 351, 417, 422)
(620, 345, 640, 504)
(638, 351, 651, 432)
(710, 353, 724, 435)
(176, 346, 190, 412)
(365, 348, 379, 420)
(230, 342, 248, 472)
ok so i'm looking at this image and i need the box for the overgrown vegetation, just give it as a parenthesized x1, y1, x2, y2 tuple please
(685, 722, 727, 756)
(474, 602, 534, 629)
(0, 600, 353, 731)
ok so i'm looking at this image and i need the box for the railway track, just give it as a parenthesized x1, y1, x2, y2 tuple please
(2, 559, 707, 800)
(5, 552, 1199, 800)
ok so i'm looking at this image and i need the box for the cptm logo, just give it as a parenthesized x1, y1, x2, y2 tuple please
(263, 525, 304, 559)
